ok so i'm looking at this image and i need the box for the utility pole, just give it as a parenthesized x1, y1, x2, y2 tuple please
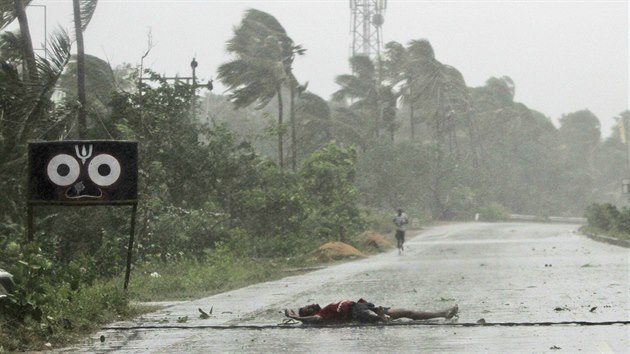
(190, 57, 198, 119)
(138, 58, 213, 119)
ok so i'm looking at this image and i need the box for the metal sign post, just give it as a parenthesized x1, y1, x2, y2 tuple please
(27, 140, 138, 289)
(124, 204, 138, 290)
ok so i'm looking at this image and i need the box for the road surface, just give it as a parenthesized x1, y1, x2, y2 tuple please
(57, 222, 629, 353)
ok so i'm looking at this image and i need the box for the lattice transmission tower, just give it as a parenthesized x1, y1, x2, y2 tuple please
(349, 0, 387, 60)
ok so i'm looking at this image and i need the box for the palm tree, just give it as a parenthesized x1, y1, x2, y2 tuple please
(288, 73, 307, 170)
(1, 1, 22, 30)
(388, 40, 470, 219)
(57, 54, 116, 137)
(0, 1, 101, 226)
(11, 0, 36, 80)
(1, 1, 35, 31)
(382, 41, 414, 139)
(218, 9, 304, 169)
(0, 0, 95, 161)
(333, 55, 382, 143)
(404, 39, 469, 149)
(1, 30, 73, 155)
(294, 91, 331, 159)
(379, 84, 397, 142)
(1, 29, 73, 223)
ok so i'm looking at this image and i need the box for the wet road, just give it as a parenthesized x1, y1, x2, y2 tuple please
(58, 222, 629, 353)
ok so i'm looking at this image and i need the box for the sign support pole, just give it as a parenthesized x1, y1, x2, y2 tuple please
(26, 204, 34, 242)
(124, 203, 137, 290)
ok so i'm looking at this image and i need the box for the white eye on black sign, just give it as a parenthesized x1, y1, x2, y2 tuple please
(88, 154, 121, 186)
(47, 154, 80, 186)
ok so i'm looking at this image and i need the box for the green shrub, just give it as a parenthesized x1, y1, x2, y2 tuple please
(236, 165, 309, 249)
(585, 203, 619, 231)
(613, 207, 630, 234)
(300, 142, 366, 243)
(445, 185, 479, 220)
(363, 209, 394, 234)
(478, 202, 509, 222)
(127, 241, 305, 302)
(1, 276, 131, 351)
(141, 206, 229, 261)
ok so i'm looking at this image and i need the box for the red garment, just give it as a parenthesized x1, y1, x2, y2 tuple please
(316, 300, 355, 321)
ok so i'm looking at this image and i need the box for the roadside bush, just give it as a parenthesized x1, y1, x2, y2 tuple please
(2, 244, 53, 324)
(444, 185, 479, 220)
(32, 206, 131, 266)
(0, 242, 132, 352)
(140, 206, 230, 261)
(582, 203, 630, 242)
(585, 203, 619, 230)
(300, 142, 366, 243)
(127, 234, 307, 302)
(236, 163, 309, 250)
(216, 225, 314, 260)
(1, 280, 132, 352)
(364, 208, 394, 234)
(92, 230, 128, 278)
(614, 207, 630, 234)
(126, 257, 221, 301)
(478, 202, 509, 222)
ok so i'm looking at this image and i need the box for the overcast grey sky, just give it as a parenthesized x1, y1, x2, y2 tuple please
(24, 0, 628, 136)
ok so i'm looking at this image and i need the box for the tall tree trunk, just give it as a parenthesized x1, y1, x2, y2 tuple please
(373, 99, 381, 139)
(14, 0, 37, 81)
(73, 0, 87, 138)
(289, 85, 297, 171)
(464, 113, 480, 168)
(432, 145, 446, 219)
(276, 86, 284, 169)
(434, 112, 445, 148)
(408, 83, 415, 140)
(410, 105, 415, 140)
(389, 124, 395, 143)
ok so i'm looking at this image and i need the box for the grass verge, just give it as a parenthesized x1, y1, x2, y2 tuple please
(580, 225, 630, 243)
(125, 256, 316, 302)
(0, 281, 147, 353)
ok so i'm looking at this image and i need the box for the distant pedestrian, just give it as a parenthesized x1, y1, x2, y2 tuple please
(392, 208, 409, 254)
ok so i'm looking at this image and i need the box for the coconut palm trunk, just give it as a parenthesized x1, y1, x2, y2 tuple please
(13, 0, 37, 81)
(289, 83, 297, 171)
(276, 84, 284, 169)
(409, 84, 416, 140)
(73, 0, 87, 138)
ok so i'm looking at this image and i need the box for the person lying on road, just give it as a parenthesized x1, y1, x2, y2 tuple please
(284, 298, 458, 324)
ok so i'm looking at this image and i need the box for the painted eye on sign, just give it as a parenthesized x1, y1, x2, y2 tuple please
(29, 141, 137, 205)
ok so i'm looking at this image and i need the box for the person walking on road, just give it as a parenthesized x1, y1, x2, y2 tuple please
(393, 208, 409, 254)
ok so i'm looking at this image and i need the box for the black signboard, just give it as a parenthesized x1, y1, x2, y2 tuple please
(28, 141, 137, 205)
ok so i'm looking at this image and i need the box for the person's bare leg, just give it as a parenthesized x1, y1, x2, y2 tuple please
(386, 304, 458, 320)
(284, 309, 325, 324)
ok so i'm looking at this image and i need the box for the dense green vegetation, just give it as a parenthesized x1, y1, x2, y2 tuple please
(1, 3, 628, 351)
(584, 203, 630, 241)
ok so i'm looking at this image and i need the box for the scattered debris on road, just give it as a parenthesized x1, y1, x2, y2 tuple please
(199, 307, 213, 319)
